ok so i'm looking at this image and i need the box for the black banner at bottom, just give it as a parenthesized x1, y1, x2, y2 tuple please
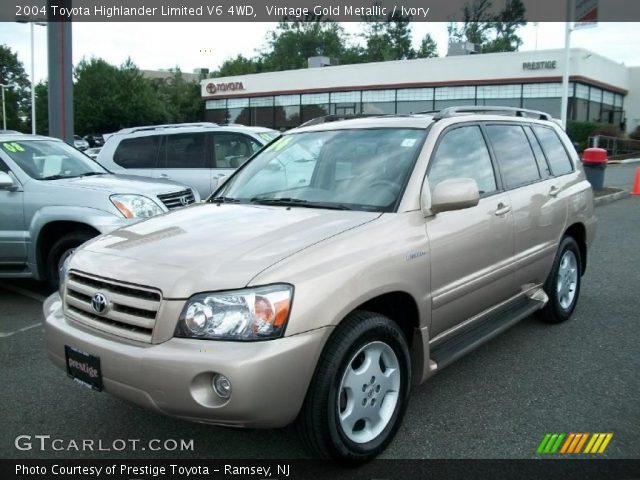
(3, 459, 640, 480)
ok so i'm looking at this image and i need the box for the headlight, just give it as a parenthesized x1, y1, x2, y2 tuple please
(58, 255, 72, 296)
(174, 284, 293, 341)
(110, 194, 164, 219)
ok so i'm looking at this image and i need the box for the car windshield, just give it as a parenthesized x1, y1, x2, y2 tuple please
(0, 139, 107, 180)
(217, 128, 425, 212)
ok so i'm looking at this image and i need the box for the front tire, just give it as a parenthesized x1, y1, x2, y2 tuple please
(538, 236, 582, 323)
(298, 311, 411, 463)
(46, 231, 95, 288)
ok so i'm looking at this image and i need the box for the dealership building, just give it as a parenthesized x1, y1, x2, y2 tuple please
(201, 48, 640, 133)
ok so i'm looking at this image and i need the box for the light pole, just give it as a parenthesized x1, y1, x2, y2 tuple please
(0, 83, 18, 131)
(17, 20, 47, 134)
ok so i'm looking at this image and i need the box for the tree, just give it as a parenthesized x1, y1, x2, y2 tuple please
(214, 54, 262, 77)
(417, 34, 439, 58)
(0, 45, 30, 131)
(448, 0, 526, 53)
(361, 12, 416, 61)
(152, 68, 202, 123)
(261, 18, 347, 71)
(34, 81, 48, 135)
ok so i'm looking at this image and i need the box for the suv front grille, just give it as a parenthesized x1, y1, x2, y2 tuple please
(64, 272, 161, 343)
(157, 189, 196, 210)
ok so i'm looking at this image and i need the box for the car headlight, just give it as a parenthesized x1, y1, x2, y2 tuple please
(174, 284, 293, 341)
(110, 194, 164, 219)
(58, 255, 71, 297)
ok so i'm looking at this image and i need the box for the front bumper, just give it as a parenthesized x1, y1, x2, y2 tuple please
(44, 294, 331, 428)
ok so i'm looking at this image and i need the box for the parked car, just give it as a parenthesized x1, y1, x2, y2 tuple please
(85, 147, 102, 160)
(84, 134, 104, 148)
(0, 134, 200, 286)
(96, 122, 279, 199)
(73, 135, 90, 151)
(44, 107, 596, 462)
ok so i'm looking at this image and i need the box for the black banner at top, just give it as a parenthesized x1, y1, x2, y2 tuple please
(4, 0, 640, 22)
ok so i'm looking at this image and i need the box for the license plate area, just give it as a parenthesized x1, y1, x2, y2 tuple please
(64, 345, 103, 391)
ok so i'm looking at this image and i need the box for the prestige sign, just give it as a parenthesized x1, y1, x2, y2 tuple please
(522, 60, 558, 71)
(206, 81, 245, 95)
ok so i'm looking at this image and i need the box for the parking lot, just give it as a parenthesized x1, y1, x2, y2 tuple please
(1, 164, 639, 460)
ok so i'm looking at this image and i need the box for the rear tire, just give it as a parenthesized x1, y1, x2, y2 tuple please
(538, 236, 582, 324)
(298, 311, 411, 463)
(46, 231, 95, 288)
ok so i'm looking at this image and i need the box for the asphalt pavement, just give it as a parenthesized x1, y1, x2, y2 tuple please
(1, 194, 638, 460)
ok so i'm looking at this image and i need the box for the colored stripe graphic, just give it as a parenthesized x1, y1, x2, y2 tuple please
(538, 433, 613, 454)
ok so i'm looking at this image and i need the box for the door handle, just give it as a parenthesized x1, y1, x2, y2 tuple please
(494, 203, 511, 216)
(159, 173, 169, 178)
(549, 186, 561, 197)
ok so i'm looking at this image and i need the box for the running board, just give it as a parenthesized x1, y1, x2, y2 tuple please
(430, 294, 546, 370)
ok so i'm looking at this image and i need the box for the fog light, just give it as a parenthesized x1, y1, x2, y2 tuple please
(212, 374, 232, 399)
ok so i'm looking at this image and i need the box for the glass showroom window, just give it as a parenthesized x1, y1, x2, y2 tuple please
(301, 93, 330, 123)
(476, 84, 522, 107)
(522, 83, 563, 118)
(589, 87, 603, 122)
(573, 83, 589, 121)
(330, 91, 362, 115)
(601, 91, 616, 124)
(205, 99, 227, 124)
(434, 86, 475, 110)
(362, 89, 396, 114)
(250, 96, 275, 127)
(227, 98, 250, 125)
(275, 94, 301, 130)
(397, 88, 434, 114)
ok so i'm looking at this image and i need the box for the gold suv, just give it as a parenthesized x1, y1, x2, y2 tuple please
(44, 107, 596, 462)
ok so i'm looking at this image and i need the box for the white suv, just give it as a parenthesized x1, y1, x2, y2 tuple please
(97, 123, 279, 198)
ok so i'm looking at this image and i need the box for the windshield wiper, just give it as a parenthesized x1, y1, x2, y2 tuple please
(39, 175, 70, 181)
(209, 196, 240, 204)
(250, 197, 353, 210)
(79, 172, 106, 177)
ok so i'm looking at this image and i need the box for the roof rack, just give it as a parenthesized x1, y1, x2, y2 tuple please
(433, 106, 552, 121)
(299, 114, 387, 128)
(116, 122, 219, 134)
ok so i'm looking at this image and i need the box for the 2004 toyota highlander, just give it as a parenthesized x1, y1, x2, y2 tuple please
(44, 107, 596, 462)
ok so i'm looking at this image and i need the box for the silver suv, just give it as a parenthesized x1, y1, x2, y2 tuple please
(44, 107, 596, 462)
(0, 134, 200, 286)
(97, 123, 279, 199)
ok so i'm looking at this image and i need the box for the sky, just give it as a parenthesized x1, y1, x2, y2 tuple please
(1, 21, 640, 84)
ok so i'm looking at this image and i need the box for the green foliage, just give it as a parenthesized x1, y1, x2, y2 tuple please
(362, 11, 416, 62)
(417, 34, 439, 58)
(629, 126, 640, 141)
(566, 121, 622, 151)
(151, 68, 202, 123)
(214, 55, 262, 77)
(448, 0, 526, 53)
(0, 44, 30, 132)
(34, 81, 48, 135)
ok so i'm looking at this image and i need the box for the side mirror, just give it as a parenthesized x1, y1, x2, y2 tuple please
(0, 171, 16, 190)
(425, 178, 480, 215)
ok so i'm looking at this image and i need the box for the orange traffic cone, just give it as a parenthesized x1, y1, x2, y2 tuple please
(633, 167, 640, 196)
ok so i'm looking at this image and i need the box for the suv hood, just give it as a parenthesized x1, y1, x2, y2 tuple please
(72, 203, 380, 298)
(45, 173, 189, 196)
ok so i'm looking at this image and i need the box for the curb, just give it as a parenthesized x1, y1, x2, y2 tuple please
(594, 190, 630, 207)
(607, 158, 640, 165)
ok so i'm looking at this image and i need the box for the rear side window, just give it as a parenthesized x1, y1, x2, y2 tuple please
(533, 126, 574, 176)
(162, 132, 208, 168)
(429, 125, 497, 195)
(0, 158, 9, 173)
(213, 133, 262, 169)
(113, 136, 159, 169)
(485, 125, 540, 189)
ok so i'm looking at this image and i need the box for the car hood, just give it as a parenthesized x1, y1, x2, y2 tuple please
(72, 203, 381, 298)
(46, 173, 189, 196)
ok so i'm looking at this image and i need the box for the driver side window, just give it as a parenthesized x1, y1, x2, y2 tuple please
(429, 126, 497, 195)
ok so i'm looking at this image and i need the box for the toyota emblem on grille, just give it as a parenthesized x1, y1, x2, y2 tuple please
(180, 195, 190, 206)
(91, 292, 108, 315)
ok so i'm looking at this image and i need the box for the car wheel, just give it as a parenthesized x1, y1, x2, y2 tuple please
(538, 236, 582, 324)
(46, 231, 95, 288)
(298, 310, 411, 463)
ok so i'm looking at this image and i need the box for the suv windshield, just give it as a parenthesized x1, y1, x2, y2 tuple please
(217, 128, 425, 212)
(0, 139, 107, 180)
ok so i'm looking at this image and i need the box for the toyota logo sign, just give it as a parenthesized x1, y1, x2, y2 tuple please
(91, 292, 108, 315)
(206, 81, 245, 95)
